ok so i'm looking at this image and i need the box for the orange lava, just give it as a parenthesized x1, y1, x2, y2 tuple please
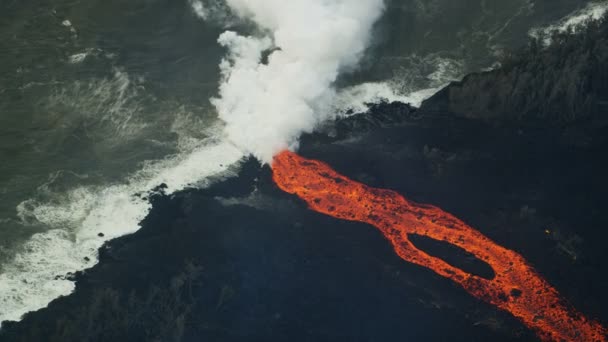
(272, 150, 606, 342)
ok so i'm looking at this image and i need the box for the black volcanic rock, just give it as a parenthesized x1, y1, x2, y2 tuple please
(422, 16, 608, 125)
(4, 99, 608, 341)
(3, 16, 608, 342)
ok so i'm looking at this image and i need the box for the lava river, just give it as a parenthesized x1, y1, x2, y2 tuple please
(271, 150, 606, 342)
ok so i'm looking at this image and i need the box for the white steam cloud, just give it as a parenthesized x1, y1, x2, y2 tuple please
(212, 0, 385, 163)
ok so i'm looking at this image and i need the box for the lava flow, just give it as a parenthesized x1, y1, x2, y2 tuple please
(272, 150, 606, 342)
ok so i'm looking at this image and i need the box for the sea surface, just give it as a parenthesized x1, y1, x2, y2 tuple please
(1, 0, 606, 326)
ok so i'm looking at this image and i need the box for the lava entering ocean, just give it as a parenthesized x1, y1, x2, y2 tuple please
(272, 150, 606, 342)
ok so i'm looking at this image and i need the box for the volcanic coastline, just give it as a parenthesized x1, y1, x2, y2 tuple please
(2, 17, 608, 342)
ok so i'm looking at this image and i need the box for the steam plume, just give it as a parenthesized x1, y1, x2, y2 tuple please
(212, 0, 385, 163)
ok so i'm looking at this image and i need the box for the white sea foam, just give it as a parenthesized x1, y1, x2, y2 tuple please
(45, 69, 150, 146)
(331, 82, 442, 114)
(530, 1, 608, 44)
(68, 53, 87, 64)
(331, 56, 463, 114)
(67, 48, 101, 64)
(1, 1, 467, 327)
(1, 140, 244, 326)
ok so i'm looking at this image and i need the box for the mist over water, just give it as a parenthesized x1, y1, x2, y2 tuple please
(0, 0, 602, 326)
(0, 0, 233, 323)
(213, 0, 385, 162)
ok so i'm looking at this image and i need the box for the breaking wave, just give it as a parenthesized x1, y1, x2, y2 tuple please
(1, 138, 244, 325)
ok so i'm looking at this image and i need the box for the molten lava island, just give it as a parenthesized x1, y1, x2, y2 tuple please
(272, 151, 606, 342)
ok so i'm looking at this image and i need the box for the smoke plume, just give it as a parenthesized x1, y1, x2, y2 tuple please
(212, 0, 385, 163)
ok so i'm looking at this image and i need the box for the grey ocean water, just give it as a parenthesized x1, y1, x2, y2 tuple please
(0, 0, 603, 325)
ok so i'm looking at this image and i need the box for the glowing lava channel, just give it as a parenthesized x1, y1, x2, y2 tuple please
(272, 151, 606, 342)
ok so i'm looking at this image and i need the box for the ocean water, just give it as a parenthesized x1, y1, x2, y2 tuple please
(0, 0, 603, 326)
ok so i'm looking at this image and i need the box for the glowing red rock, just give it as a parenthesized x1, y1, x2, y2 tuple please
(272, 150, 606, 342)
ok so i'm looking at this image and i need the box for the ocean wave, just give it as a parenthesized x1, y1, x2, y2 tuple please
(332, 56, 464, 114)
(1, 53, 446, 327)
(0, 138, 244, 326)
(529, 1, 608, 43)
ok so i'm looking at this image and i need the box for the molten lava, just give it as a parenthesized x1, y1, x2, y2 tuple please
(272, 150, 606, 342)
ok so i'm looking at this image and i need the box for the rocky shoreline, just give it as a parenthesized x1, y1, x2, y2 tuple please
(2, 16, 608, 342)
